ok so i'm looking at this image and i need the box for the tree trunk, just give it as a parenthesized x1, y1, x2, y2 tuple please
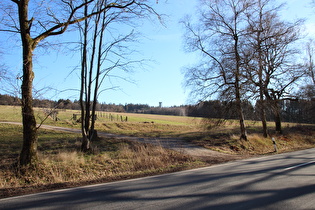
(257, 25, 268, 138)
(18, 1, 38, 166)
(80, 2, 91, 152)
(259, 71, 268, 137)
(90, 9, 105, 144)
(234, 34, 247, 141)
(273, 102, 283, 134)
(260, 101, 268, 137)
(236, 91, 248, 140)
(258, 83, 268, 137)
(81, 135, 90, 152)
(275, 114, 282, 134)
(20, 48, 38, 166)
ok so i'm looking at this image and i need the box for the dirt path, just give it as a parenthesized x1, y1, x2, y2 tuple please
(1, 122, 239, 160)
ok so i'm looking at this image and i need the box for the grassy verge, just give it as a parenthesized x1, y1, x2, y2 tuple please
(1, 105, 315, 198)
(0, 123, 205, 198)
(183, 124, 315, 155)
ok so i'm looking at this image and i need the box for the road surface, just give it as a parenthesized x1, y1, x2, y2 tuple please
(1, 148, 314, 209)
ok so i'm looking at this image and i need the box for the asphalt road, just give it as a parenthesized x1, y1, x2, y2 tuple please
(1, 148, 315, 210)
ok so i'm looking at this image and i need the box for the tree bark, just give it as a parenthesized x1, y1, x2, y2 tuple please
(257, 16, 268, 138)
(18, 0, 38, 166)
(258, 44, 268, 137)
(234, 33, 247, 141)
(20, 47, 38, 166)
(235, 85, 248, 140)
(80, 1, 90, 152)
(259, 99, 268, 137)
(273, 101, 283, 134)
(90, 8, 105, 144)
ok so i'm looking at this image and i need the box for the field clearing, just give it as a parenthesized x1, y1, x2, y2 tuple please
(0, 123, 205, 198)
(0, 105, 313, 138)
(0, 105, 271, 139)
(0, 105, 202, 124)
(0, 105, 275, 138)
(0, 105, 205, 137)
(0, 105, 315, 198)
(1, 105, 314, 152)
(0, 105, 22, 122)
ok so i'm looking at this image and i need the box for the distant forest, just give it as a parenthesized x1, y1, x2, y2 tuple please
(0, 94, 314, 124)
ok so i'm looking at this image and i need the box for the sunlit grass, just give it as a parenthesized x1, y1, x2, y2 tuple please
(0, 105, 204, 137)
(1, 105, 314, 141)
(0, 105, 22, 122)
(0, 106, 314, 198)
(0, 123, 203, 198)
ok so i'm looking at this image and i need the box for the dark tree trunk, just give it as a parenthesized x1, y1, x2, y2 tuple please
(236, 90, 248, 140)
(81, 135, 90, 152)
(260, 100, 268, 137)
(80, 2, 90, 152)
(234, 34, 247, 141)
(90, 9, 105, 144)
(257, 27, 268, 138)
(259, 68, 268, 137)
(20, 48, 38, 166)
(273, 102, 283, 134)
(18, 1, 38, 166)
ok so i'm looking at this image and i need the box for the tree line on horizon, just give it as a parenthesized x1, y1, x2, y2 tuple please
(1, 94, 314, 124)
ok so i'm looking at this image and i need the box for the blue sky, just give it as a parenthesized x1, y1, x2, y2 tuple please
(1, 0, 315, 107)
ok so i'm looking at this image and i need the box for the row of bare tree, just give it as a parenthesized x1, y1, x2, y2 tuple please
(186, 98, 315, 124)
(0, 0, 161, 166)
(182, 0, 315, 139)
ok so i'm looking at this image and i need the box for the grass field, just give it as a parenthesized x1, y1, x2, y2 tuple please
(1, 105, 314, 153)
(0, 105, 262, 137)
(0, 105, 314, 198)
(0, 123, 204, 198)
(0, 105, 204, 137)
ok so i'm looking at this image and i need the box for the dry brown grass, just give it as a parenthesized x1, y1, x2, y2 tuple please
(0, 124, 203, 198)
(1, 106, 315, 198)
(189, 125, 315, 155)
(97, 121, 199, 137)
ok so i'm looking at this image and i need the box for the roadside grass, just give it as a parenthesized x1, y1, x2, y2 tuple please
(184, 125, 315, 155)
(0, 123, 204, 198)
(1, 105, 314, 151)
(1, 105, 315, 198)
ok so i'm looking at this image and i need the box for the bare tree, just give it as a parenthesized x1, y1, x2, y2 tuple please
(257, 16, 302, 134)
(305, 39, 315, 85)
(243, 0, 286, 137)
(183, 0, 304, 137)
(0, 0, 159, 166)
(182, 0, 254, 140)
(0, 54, 9, 86)
(78, 0, 150, 152)
(244, 0, 303, 135)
